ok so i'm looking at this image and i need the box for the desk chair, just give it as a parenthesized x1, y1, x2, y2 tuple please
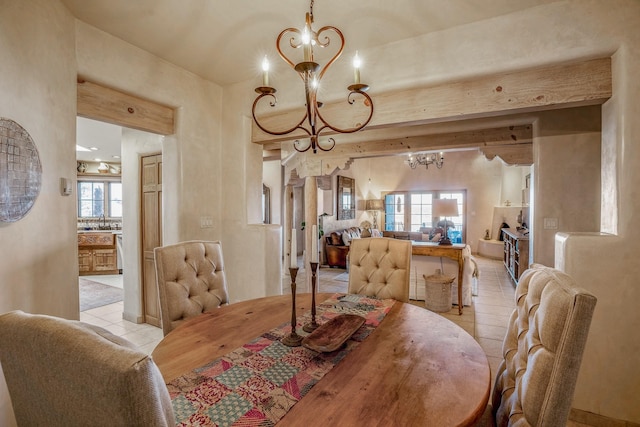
(348, 237, 412, 302)
(482, 264, 597, 426)
(154, 240, 229, 336)
(0, 310, 174, 427)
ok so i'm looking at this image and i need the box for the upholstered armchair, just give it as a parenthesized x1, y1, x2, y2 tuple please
(348, 237, 412, 302)
(154, 240, 229, 336)
(482, 264, 597, 426)
(0, 311, 175, 426)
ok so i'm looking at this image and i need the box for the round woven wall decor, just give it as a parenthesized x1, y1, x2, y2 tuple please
(0, 118, 42, 222)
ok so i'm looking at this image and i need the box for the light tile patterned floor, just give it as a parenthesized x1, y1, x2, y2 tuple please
(80, 301, 164, 354)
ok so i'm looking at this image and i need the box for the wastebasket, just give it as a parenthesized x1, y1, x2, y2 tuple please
(423, 269, 454, 312)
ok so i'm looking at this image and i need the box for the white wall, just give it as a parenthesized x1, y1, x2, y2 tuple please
(74, 21, 231, 318)
(555, 44, 640, 420)
(75, 21, 224, 245)
(0, 2, 77, 425)
(533, 107, 602, 267)
(219, 85, 282, 302)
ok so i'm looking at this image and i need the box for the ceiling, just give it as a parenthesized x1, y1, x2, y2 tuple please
(61, 0, 558, 87)
(66, 0, 559, 162)
(76, 117, 122, 162)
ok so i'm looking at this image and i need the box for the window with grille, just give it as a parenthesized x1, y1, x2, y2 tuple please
(383, 190, 466, 243)
(78, 180, 122, 218)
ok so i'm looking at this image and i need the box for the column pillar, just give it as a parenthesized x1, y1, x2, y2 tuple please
(304, 176, 318, 292)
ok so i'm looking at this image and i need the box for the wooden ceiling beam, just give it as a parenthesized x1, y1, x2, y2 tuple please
(252, 57, 610, 145)
(77, 78, 175, 135)
(285, 125, 532, 160)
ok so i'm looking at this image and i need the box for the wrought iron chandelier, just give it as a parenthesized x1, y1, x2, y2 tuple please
(406, 152, 445, 169)
(252, 0, 374, 153)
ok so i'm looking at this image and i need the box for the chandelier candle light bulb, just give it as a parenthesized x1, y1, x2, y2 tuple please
(262, 56, 269, 87)
(353, 51, 361, 84)
(302, 27, 311, 61)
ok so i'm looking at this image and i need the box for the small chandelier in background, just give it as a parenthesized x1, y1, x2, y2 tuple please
(252, 0, 374, 154)
(406, 152, 444, 169)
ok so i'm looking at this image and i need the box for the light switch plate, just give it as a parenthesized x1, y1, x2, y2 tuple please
(543, 217, 558, 229)
(200, 216, 213, 228)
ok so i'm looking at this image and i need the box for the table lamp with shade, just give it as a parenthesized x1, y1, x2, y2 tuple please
(365, 199, 384, 229)
(432, 199, 459, 245)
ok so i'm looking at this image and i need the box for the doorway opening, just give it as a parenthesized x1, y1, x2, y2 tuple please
(76, 117, 124, 312)
(76, 117, 163, 318)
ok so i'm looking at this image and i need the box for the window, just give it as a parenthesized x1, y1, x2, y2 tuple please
(384, 194, 405, 231)
(410, 193, 433, 231)
(383, 190, 466, 242)
(78, 179, 122, 218)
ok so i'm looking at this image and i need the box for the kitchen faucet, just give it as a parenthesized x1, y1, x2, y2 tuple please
(99, 214, 107, 229)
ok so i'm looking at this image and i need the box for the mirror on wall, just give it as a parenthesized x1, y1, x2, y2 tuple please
(337, 176, 355, 220)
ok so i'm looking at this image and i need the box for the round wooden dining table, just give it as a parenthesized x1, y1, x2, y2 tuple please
(152, 293, 490, 426)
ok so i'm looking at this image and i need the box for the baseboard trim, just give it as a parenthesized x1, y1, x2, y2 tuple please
(122, 311, 143, 324)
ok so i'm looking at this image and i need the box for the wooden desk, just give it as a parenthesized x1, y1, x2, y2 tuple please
(412, 242, 467, 314)
(153, 293, 490, 426)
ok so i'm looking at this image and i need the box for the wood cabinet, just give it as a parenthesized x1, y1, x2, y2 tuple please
(78, 232, 118, 275)
(502, 228, 529, 284)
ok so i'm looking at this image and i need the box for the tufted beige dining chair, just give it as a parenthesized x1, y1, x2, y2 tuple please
(479, 264, 597, 427)
(154, 240, 229, 336)
(0, 310, 175, 427)
(348, 237, 412, 302)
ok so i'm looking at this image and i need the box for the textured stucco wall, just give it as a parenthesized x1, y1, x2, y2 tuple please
(74, 20, 224, 319)
(0, 1, 77, 425)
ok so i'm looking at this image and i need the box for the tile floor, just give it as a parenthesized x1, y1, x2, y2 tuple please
(79, 256, 591, 426)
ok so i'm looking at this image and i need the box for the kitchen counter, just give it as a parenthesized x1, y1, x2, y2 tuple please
(78, 230, 122, 235)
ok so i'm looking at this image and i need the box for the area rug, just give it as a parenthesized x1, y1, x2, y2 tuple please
(79, 278, 123, 311)
(334, 272, 349, 282)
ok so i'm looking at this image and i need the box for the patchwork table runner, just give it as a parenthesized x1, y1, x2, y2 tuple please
(167, 293, 395, 426)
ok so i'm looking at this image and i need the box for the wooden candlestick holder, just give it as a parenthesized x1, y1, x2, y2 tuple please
(303, 262, 319, 333)
(282, 267, 303, 347)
